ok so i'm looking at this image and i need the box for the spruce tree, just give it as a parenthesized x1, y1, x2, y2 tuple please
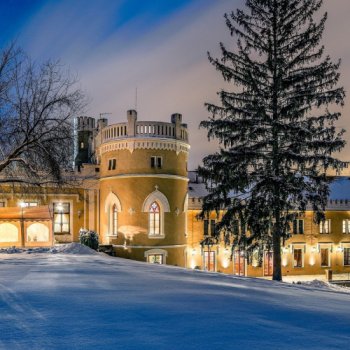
(199, 0, 345, 281)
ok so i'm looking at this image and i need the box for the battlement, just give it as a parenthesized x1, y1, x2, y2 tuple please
(75, 116, 96, 131)
(100, 110, 189, 144)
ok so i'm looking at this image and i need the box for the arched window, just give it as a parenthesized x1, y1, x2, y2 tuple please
(112, 204, 118, 236)
(149, 202, 160, 235)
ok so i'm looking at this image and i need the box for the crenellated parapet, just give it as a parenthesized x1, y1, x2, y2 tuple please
(98, 110, 190, 156)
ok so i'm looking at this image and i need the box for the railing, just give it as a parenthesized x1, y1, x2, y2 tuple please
(102, 123, 128, 142)
(101, 121, 188, 143)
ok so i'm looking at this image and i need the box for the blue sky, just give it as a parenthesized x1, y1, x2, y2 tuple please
(1, 0, 350, 168)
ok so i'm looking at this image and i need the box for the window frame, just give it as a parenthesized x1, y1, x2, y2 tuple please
(319, 219, 331, 234)
(150, 156, 162, 169)
(204, 219, 209, 236)
(147, 254, 164, 264)
(204, 251, 216, 272)
(292, 219, 304, 234)
(320, 247, 330, 267)
(343, 219, 350, 234)
(149, 201, 162, 237)
(344, 248, 350, 266)
(20, 201, 39, 207)
(210, 219, 216, 237)
(108, 158, 116, 170)
(53, 202, 71, 235)
(111, 204, 118, 236)
(293, 248, 304, 268)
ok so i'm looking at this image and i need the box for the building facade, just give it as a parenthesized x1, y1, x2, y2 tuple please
(1, 110, 350, 278)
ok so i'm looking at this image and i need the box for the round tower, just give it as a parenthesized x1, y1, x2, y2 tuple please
(98, 110, 190, 266)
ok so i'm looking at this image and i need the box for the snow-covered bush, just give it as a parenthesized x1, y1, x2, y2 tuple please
(79, 229, 99, 250)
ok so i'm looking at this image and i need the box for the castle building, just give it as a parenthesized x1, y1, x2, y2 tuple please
(0, 110, 350, 279)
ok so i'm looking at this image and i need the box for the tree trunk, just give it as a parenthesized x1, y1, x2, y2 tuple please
(272, 230, 282, 281)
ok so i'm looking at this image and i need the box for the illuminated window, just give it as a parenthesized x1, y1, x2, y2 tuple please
(234, 250, 245, 276)
(343, 220, 350, 234)
(53, 203, 70, 234)
(149, 202, 160, 235)
(20, 202, 38, 207)
(264, 251, 273, 276)
(147, 254, 164, 264)
(293, 248, 303, 268)
(204, 251, 215, 272)
(319, 219, 331, 234)
(112, 204, 118, 236)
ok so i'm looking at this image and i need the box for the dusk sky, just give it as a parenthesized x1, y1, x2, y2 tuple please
(1, 0, 350, 169)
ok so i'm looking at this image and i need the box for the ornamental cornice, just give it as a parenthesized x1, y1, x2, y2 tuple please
(100, 173, 189, 182)
(99, 138, 190, 156)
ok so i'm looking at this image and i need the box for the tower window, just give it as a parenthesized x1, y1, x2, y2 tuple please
(151, 156, 162, 169)
(112, 204, 118, 236)
(108, 159, 117, 170)
(147, 254, 164, 264)
(149, 202, 160, 235)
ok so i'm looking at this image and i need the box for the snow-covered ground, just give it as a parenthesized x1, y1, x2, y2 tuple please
(1, 245, 350, 350)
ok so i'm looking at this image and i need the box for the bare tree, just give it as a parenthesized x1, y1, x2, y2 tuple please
(0, 44, 86, 187)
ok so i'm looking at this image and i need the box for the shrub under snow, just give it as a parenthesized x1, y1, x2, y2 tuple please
(79, 229, 99, 250)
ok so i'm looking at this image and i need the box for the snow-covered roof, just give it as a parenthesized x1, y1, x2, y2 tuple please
(188, 172, 350, 206)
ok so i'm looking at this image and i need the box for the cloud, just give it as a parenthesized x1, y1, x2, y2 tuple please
(15, 0, 350, 168)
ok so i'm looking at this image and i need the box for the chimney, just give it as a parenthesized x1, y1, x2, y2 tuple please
(127, 110, 137, 137)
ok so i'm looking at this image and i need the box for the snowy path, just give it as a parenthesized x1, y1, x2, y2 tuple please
(1, 253, 350, 349)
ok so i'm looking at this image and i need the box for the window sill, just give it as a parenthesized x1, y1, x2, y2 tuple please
(54, 232, 71, 236)
(148, 235, 165, 239)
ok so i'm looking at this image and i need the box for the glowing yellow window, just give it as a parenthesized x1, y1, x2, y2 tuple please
(149, 202, 160, 235)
